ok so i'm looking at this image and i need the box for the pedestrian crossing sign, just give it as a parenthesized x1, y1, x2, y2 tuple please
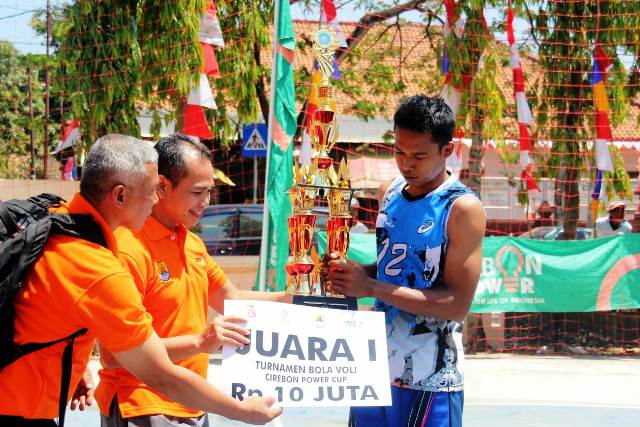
(242, 123, 268, 157)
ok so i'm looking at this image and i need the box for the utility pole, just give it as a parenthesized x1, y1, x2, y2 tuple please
(43, 0, 52, 179)
(27, 66, 35, 180)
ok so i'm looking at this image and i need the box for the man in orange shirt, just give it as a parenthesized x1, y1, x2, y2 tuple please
(0, 134, 281, 427)
(96, 133, 290, 427)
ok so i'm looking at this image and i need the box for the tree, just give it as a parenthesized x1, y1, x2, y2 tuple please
(517, 0, 637, 239)
(0, 42, 47, 178)
(59, 0, 207, 147)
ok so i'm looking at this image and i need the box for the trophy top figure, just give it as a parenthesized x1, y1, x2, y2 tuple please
(312, 25, 340, 86)
(312, 25, 340, 109)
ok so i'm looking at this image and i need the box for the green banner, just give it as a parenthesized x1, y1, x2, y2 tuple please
(318, 233, 640, 313)
(257, 0, 296, 292)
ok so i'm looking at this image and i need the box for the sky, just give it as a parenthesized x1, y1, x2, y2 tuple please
(0, 0, 532, 55)
(0, 0, 632, 68)
(0, 1, 52, 54)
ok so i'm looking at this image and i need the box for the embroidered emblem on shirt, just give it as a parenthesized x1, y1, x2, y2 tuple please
(157, 261, 170, 281)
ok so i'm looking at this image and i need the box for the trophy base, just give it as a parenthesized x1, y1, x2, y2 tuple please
(292, 295, 358, 311)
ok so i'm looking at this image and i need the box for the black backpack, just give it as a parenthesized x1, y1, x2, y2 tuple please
(0, 193, 106, 426)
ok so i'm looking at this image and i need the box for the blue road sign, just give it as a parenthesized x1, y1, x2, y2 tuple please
(242, 123, 268, 158)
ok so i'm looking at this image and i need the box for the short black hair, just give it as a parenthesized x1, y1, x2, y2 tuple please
(155, 133, 213, 185)
(393, 95, 455, 149)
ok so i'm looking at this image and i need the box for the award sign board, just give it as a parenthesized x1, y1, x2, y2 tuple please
(241, 123, 268, 158)
(219, 300, 391, 407)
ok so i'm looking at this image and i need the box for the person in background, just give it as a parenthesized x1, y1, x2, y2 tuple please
(595, 200, 632, 237)
(350, 198, 369, 233)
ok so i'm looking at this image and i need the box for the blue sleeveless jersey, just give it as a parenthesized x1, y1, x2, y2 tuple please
(375, 174, 477, 392)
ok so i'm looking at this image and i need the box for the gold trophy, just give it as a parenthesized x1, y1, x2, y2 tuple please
(289, 163, 319, 295)
(309, 26, 340, 189)
(284, 188, 299, 294)
(327, 159, 353, 262)
(285, 25, 357, 311)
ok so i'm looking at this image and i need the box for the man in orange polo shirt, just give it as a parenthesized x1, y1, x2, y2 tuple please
(0, 134, 281, 427)
(96, 133, 290, 427)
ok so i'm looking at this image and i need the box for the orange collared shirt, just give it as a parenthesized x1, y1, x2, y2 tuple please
(95, 216, 228, 419)
(0, 193, 153, 419)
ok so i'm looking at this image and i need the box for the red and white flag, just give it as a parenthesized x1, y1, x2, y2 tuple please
(184, 1, 224, 139)
(507, 7, 537, 192)
(52, 120, 80, 154)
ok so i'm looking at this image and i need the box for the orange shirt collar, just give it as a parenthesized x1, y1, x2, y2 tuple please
(67, 193, 119, 254)
(142, 215, 188, 242)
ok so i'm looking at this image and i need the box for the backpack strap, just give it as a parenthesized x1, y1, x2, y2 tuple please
(0, 328, 87, 427)
(0, 201, 17, 237)
(50, 214, 107, 248)
(58, 329, 86, 427)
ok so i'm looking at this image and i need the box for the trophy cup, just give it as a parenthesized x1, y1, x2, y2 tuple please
(310, 26, 340, 190)
(286, 25, 357, 311)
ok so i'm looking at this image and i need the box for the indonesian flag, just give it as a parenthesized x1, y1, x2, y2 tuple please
(183, 74, 215, 139)
(321, 0, 347, 47)
(52, 120, 80, 154)
(507, 7, 538, 200)
(507, 7, 534, 172)
(184, 1, 223, 140)
(199, 0, 224, 47)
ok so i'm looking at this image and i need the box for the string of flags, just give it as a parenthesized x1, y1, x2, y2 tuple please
(590, 44, 615, 220)
(439, 0, 467, 174)
(183, 0, 224, 140)
(507, 6, 538, 194)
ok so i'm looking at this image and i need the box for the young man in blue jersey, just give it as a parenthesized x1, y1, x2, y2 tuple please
(327, 95, 486, 427)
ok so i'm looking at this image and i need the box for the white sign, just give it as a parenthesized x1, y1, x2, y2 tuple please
(219, 300, 391, 407)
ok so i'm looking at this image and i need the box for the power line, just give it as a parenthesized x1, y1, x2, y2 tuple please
(0, 5, 33, 12)
(0, 9, 38, 21)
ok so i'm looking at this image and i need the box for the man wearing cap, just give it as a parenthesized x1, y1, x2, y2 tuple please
(595, 201, 632, 237)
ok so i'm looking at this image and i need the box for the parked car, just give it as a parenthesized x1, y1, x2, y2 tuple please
(518, 226, 594, 241)
(193, 204, 330, 256)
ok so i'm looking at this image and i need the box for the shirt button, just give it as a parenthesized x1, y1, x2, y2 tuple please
(170, 235, 176, 241)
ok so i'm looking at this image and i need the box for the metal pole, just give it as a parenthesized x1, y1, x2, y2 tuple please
(253, 157, 258, 204)
(43, 0, 52, 179)
(257, 0, 282, 291)
(27, 66, 35, 180)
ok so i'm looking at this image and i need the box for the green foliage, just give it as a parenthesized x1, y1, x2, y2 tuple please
(0, 42, 47, 178)
(509, 0, 639, 234)
(59, 0, 207, 144)
(605, 145, 633, 203)
(473, 47, 507, 143)
(211, 0, 272, 143)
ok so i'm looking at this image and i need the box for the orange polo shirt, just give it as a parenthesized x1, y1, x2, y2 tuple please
(95, 216, 228, 419)
(0, 193, 153, 419)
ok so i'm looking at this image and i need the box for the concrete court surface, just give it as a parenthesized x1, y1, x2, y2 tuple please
(64, 354, 640, 426)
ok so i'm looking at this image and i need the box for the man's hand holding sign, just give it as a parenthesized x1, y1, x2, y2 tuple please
(218, 300, 391, 408)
